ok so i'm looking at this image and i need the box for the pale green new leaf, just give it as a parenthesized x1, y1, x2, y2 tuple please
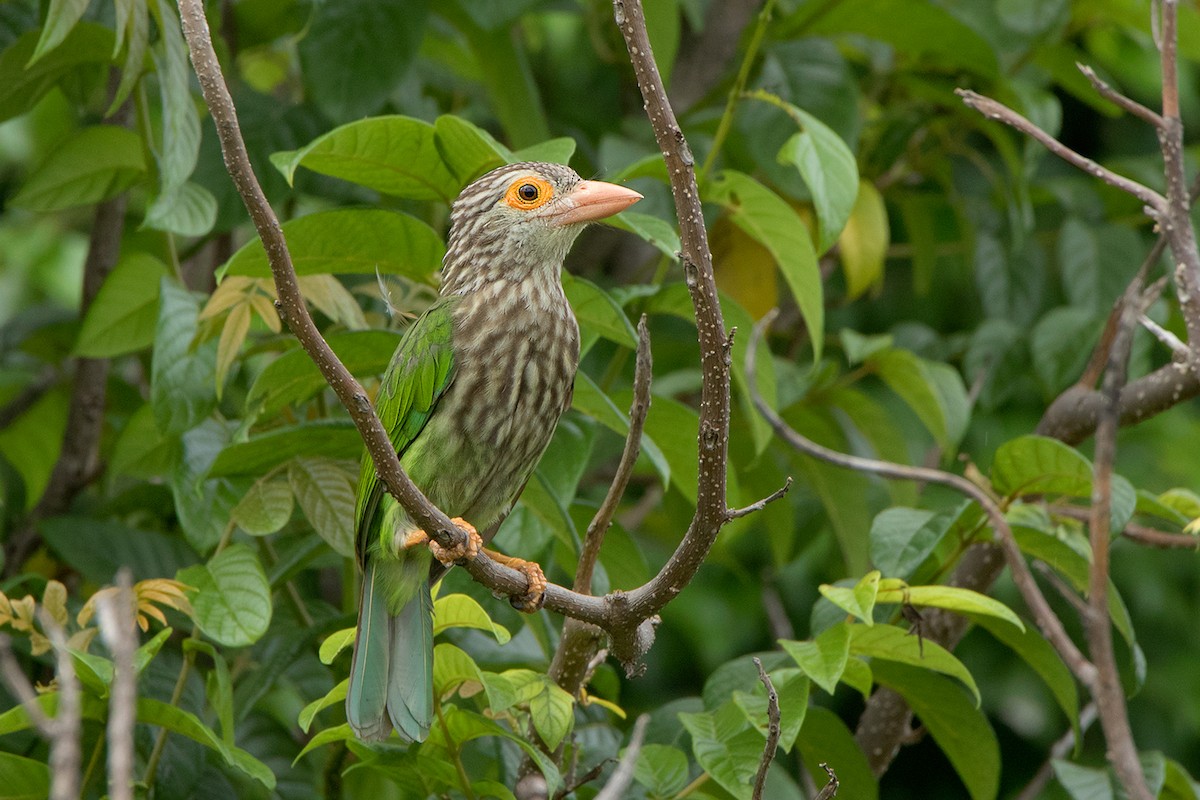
(433, 593, 511, 643)
(74, 253, 170, 357)
(849, 623, 980, 705)
(177, 544, 272, 648)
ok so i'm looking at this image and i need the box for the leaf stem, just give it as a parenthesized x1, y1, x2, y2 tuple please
(436, 703, 477, 800)
(698, 0, 776, 184)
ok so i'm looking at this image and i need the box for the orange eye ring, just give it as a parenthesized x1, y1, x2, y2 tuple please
(503, 176, 554, 210)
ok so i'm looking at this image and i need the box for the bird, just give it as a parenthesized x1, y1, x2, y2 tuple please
(346, 161, 642, 742)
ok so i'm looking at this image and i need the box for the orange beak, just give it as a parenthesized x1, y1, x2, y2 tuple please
(548, 180, 642, 227)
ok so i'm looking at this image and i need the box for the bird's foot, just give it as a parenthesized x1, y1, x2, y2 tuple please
(484, 549, 547, 612)
(424, 518, 482, 567)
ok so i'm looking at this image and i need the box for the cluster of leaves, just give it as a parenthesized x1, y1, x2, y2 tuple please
(2, 0, 1200, 798)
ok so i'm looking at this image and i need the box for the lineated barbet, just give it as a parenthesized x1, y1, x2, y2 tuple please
(347, 162, 642, 741)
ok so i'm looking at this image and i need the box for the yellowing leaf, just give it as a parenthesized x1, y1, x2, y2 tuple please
(839, 179, 889, 299)
(215, 303, 251, 398)
(711, 215, 778, 320)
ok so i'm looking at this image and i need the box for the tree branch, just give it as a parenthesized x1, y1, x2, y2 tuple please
(95, 570, 136, 800)
(956, 89, 1166, 213)
(593, 714, 649, 800)
(751, 657, 781, 800)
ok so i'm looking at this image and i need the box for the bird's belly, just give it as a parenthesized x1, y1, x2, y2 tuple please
(405, 314, 578, 531)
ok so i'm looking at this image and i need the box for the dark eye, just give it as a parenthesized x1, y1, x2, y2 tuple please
(517, 183, 539, 202)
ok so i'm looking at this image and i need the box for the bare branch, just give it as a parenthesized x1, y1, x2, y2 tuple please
(814, 762, 840, 800)
(0, 636, 52, 734)
(594, 715, 650, 800)
(727, 478, 792, 520)
(956, 89, 1166, 213)
(575, 316, 653, 594)
(96, 570, 136, 800)
(1077, 63, 1164, 128)
(43, 617, 82, 800)
(746, 313, 1096, 687)
(751, 658, 781, 800)
(1086, 282, 1153, 800)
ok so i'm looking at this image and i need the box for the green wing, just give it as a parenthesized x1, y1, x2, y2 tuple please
(354, 298, 458, 563)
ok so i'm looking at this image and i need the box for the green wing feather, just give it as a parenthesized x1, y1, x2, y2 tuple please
(354, 297, 458, 563)
(348, 297, 457, 742)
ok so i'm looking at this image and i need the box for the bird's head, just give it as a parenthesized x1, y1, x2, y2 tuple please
(441, 162, 642, 294)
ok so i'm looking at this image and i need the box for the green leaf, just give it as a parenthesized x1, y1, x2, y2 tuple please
(433, 114, 508, 185)
(248, 330, 403, 415)
(679, 702, 764, 800)
(745, 91, 858, 254)
(148, 0, 200, 201)
(28, 0, 91, 65)
(297, 0, 427, 120)
(511, 137, 577, 164)
(571, 372, 671, 490)
(433, 593, 511, 644)
(849, 623, 981, 705)
(299, 680, 348, 734)
(431, 706, 562, 794)
(562, 273, 638, 349)
(171, 420, 253, 552)
(178, 543, 272, 647)
(781, 621, 850, 695)
(992, 435, 1091, 497)
(786, 0, 999, 78)
(319, 628, 356, 666)
(143, 181, 218, 237)
(221, 209, 444, 280)
(110, 403, 177, 480)
(633, 744, 690, 796)
(819, 570, 880, 624)
(74, 253, 170, 357)
(182, 639, 234, 743)
(869, 505, 960, 580)
(876, 584, 1024, 631)
(294, 722, 354, 762)
(1052, 760, 1113, 800)
(151, 278, 217, 435)
(706, 170, 823, 360)
(838, 179, 889, 297)
(288, 456, 357, 558)
(9, 125, 145, 211)
(873, 661, 998, 800)
(972, 615, 1079, 741)
(0, 752, 50, 800)
(0, 387, 69, 509)
(42, 516, 197, 584)
(272, 116, 459, 202)
(870, 348, 968, 450)
(208, 421, 364, 478)
(1031, 307, 1101, 396)
(609, 210, 681, 259)
(231, 474, 294, 536)
(1057, 218, 1142, 314)
(528, 676, 575, 750)
(0, 24, 115, 123)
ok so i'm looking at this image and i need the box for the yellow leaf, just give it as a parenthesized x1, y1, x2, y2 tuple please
(67, 628, 97, 653)
(580, 690, 626, 719)
(248, 292, 282, 333)
(42, 580, 68, 627)
(215, 302, 252, 398)
(838, 179, 889, 299)
(298, 275, 368, 330)
(199, 277, 253, 320)
(30, 631, 50, 656)
(11, 596, 35, 631)
(711, 215, 778, 320)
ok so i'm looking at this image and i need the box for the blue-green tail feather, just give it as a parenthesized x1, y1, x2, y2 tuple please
(346, 556, 434, 742)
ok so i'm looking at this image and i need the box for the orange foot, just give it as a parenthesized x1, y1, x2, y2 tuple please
(402, 518, 482, 567)
(485, 549, 547, 612)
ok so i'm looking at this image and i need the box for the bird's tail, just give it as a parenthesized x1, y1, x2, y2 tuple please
(346, 559, 434, 742)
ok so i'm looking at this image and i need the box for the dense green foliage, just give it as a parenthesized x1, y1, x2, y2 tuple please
(1, 0, 1199, 798)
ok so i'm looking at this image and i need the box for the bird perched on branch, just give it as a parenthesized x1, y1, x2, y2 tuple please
(347, 162, 642, 742)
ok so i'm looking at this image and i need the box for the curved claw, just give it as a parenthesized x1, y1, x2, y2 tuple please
(485, 549, 546, 612)
(425, 518, 482, 566)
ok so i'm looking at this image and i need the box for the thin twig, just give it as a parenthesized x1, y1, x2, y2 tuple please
(593, 714, 650, 800)
(956, 89, 1166, 213)
(727, 478, 792, 520)
(1077, 63, 1164, 128)
(96, 570, 136, 800)
(575, 316, 653, 594)
(751, 658, 781, 800)
(814, 762, 840, 800)
(1050, 503, 1200, 548)
(746, 313, 1097, 687)
(1086, 280, 1153, 800)
(44, 617, 82, 800)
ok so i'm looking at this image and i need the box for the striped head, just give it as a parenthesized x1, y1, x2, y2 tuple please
(440, 162, 641, 294)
